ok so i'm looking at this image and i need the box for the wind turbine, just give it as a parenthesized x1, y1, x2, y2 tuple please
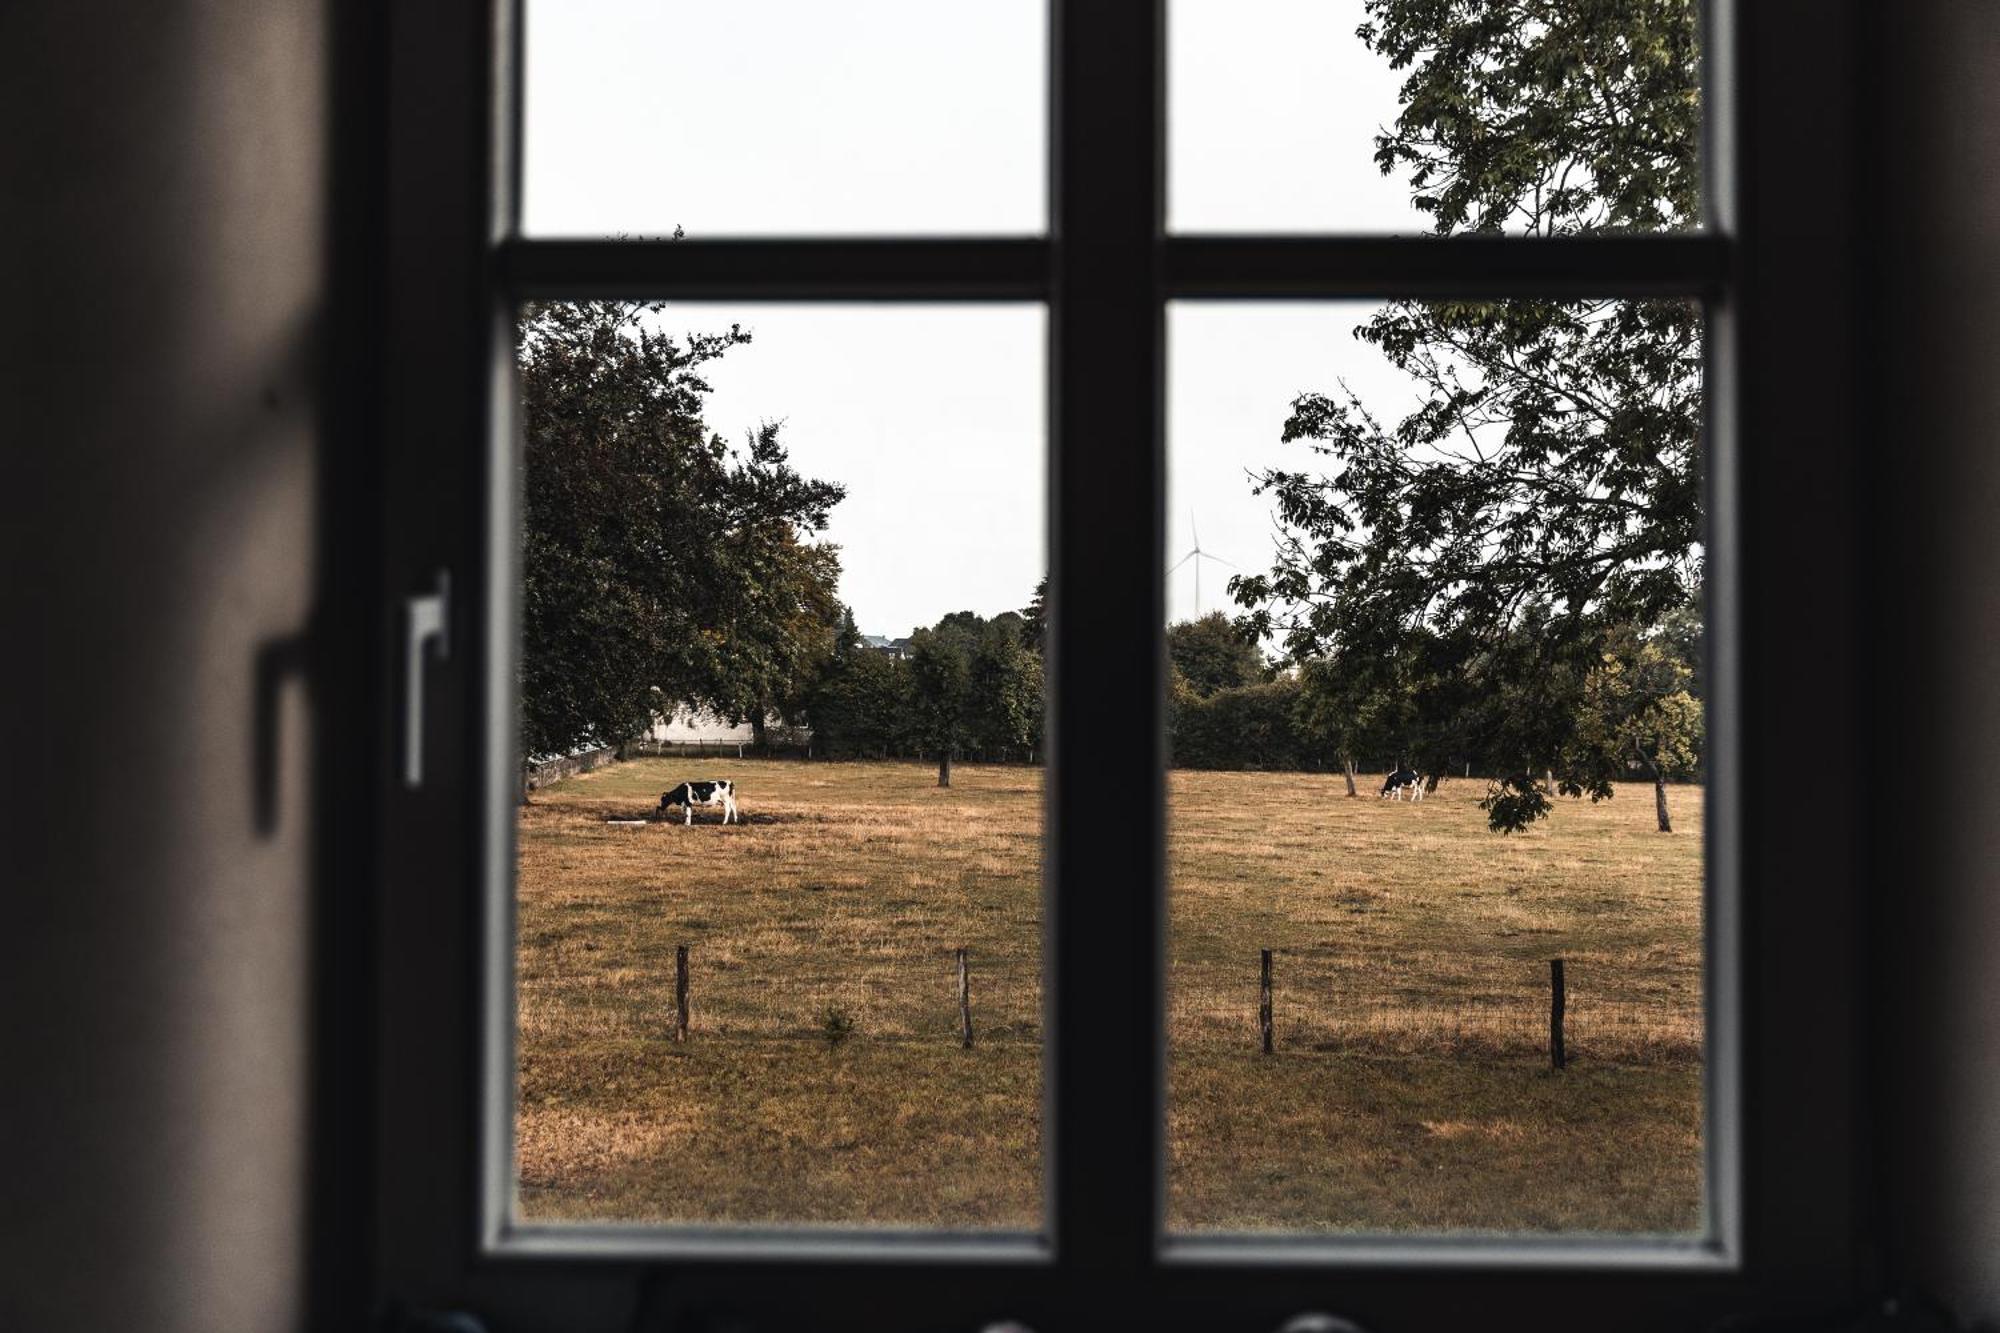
(1167, 510, 1238, 618)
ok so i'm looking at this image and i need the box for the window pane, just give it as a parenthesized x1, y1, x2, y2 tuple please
(512, 304, 1047, 1229)
(522, 1, 1047, 237)
(1165, 300, 1706, 1234)
(1168, 0, 1702, 235)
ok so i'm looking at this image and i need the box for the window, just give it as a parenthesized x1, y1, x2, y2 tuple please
(373, 2, 1871, 1327)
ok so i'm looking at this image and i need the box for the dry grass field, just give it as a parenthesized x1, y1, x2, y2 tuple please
(516, 757, 1703, 1234)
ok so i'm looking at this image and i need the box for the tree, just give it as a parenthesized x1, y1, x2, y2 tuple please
(1231, 0, 1703, 830)
(1566, 625, 1704, 833)
(969, 629, 1043, 762)
(908, 629, 971, 787)
(1166, 612, 1264, 698)
(1294, 650, 1415, 796)
(517, 300, 844, 774)
(804, 634, 912, 758)
(1019, 576, 1049, 652)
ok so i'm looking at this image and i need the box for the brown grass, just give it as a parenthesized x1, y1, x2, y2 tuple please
(516, 758, 1702, 1234)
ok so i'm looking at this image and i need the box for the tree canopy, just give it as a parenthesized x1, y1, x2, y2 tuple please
(1167, 612, 1266, 698)
(518, 299, 845, 761)
(1231, 0, 1704, 830)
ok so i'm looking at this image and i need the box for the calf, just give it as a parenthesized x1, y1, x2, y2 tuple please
(1380, 768, 1425, 802)
(658, 778, 738, 825)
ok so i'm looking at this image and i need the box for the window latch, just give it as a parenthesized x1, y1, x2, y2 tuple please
(403, 569, 451, 789)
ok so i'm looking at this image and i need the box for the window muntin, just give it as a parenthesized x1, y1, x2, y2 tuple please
(521, 0, 1049, 238)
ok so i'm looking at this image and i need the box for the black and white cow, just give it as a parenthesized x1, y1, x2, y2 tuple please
(1379, 768, 1425, 802)
(658, 778, 738, 825)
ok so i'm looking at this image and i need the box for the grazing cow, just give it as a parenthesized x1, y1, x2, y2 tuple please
(1380, 768, 1424, 802)
(658, 778, 738, 825)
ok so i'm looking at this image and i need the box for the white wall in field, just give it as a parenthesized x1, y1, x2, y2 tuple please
(650, 707, 802, 744)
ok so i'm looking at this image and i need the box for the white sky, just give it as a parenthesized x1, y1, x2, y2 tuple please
(526, 2, 1435, 633)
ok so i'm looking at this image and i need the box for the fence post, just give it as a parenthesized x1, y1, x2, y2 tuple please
(1259, 949, 1274, 1055)
(956, 947, 974, 1049)
(675, 944, 690, 1043)
(1549, 957, 1566, 1070)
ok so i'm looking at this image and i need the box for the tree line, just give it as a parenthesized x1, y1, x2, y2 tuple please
(1166, 611, 1704, 833)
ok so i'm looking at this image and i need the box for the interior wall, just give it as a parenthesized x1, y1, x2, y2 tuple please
(1880, 5, 2000, 1325)
(0, 3, 331, 1329)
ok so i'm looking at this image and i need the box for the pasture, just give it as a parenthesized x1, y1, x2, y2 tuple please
(516, 758, 1703, 1234)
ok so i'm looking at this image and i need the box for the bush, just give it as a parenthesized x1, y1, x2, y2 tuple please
(1168, 677, 1329, 771)
(818, 1004, 856, 1049)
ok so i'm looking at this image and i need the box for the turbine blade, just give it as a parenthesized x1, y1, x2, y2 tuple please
(1168, 550, 1197, 573)
(1200, 551, 1241, 569)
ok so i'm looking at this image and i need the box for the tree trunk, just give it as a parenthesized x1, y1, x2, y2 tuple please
(1636, 739, 1671, 832)
(1343, 756, 1357, 797)
(938, 748, 953, 788)
(750, 705, 769, 751)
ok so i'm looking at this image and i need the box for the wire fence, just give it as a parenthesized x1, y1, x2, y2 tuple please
(521, 943, 1699, 1068)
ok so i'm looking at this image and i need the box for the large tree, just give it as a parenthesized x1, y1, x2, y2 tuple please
(907, 629, 972, 788)
(1232, 0, 1702, 830)
(518, 300, 844, 769)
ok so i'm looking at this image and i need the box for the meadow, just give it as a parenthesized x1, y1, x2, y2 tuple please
(516, 757, 1703, 1234)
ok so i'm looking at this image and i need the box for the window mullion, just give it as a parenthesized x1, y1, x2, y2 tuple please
(1048, 0, 1166, 1276)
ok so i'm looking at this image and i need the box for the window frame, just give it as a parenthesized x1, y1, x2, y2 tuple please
(369, 1, 1875, 1328)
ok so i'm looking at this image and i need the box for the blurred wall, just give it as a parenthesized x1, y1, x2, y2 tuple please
(1880, 5, 2000, 1325)
(0, 2, 331, 1329)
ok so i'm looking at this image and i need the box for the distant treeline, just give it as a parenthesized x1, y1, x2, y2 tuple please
(806, 604, 1044, 770)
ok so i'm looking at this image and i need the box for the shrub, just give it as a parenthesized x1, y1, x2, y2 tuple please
(818, 1004, 856, 1049)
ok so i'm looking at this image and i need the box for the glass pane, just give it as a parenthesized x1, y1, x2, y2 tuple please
(522, 1, 1047, 237)
(512, 304, 1047, 1229)
(1168, 0, 1702, 235)
(1166, 300, 1706, 1234)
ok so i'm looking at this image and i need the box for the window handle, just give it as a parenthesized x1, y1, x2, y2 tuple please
(403, 569, 451, 789)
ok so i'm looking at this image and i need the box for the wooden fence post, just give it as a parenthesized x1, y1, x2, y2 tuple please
(674, 944, 690, 1043)
(1259, 949, 1274, 1055)
(956, 947, 974, 1049)
(1549, 957, 1566, 1070)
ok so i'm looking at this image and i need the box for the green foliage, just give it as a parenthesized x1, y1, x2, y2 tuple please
(1480, 773, 1555, 835)
(1358, 0, 1699, 236)
(1169, 677, 1324, 772)
(1232, 0, 1703, 831)
(1294, 646, 1419, 774)
(1018, 576, 1048, 652)
(803, 599, 1046, 763)
(517, 300, 845, 760)
(804, 645, 914, 758)
(907, 610, 1046, 768)
(1567, 626, 1704, 785)
(907, 628, 973, 765)
(1167, 612, 1265, 697)
(968, 631, 1044, 760)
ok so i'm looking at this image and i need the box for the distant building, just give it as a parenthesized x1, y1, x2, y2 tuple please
(859, 634, 915, 661)
(647, 705, 758, 745)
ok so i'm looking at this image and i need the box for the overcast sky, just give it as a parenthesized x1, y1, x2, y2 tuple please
(525, 2, 1432, 634)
